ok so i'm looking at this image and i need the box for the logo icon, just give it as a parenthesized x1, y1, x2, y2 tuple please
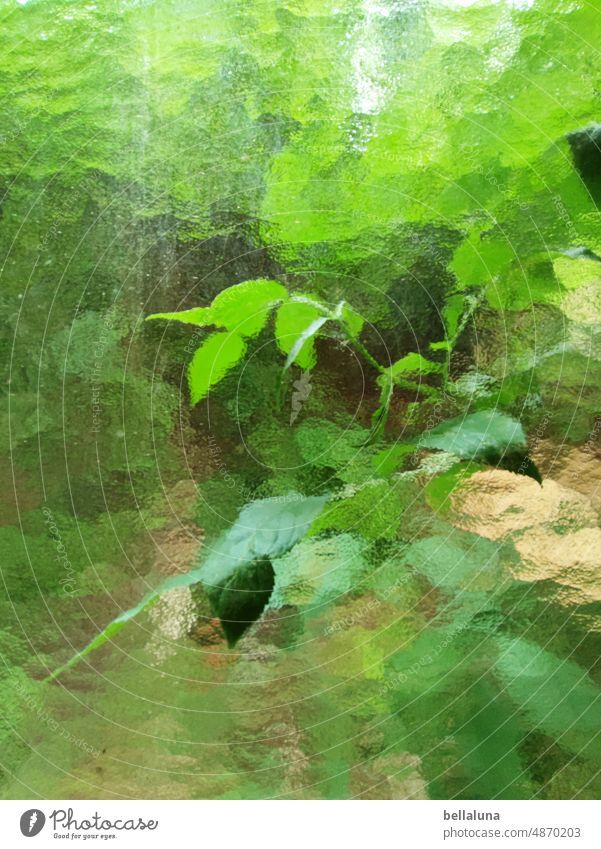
(290, 371, 312, 424)
(20, 809, 45, 837)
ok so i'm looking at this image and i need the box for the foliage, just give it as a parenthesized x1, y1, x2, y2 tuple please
(2, 0, 601, 802)
(149, 278, 470, 424)
(51, 277, 542, 675)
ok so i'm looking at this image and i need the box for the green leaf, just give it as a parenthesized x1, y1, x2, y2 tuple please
(147, 279, 287, 337)
(188, 331, 246, 404)
(421, 410, 527, 461)
(403, 530, 511, 594)
(283, 315, 329, 372)
(388, 352, 442, 378)
(199, 493, 330, 585)
(146, 306, 214, 326)
(429, 340, 451, 352)
(375, 353, 440, 403)
(495, 636, 601, 760)
(48, 494, 329, 676)
(275, 299, 328, 369)
(46, 593, 160, 681)
(443, 293, 466, 340)
(371, 371, 394, 439)
(340, 302, 364, 338)
(270, 534, 368, 609)
(210, 278, 288, 338)
(206, 557, 275, 646)
(197, 493, 329, 642)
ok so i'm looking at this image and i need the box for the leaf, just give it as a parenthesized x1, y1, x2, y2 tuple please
(146, 306, 214, 326)
(421, 409, 527, 461)
(270, 534, 368, 609)
(340, 302, 364, 338)
(210, 278, 288, 338)
(283, 316, 329, 372)
(47, 494, 329, 677)
(147, 279, 287, 337)
(429, 340, 451, 352)
(275, 299, 328, 370)
(388, 352, 442, 378)
(443, 293, 466, 340)
(46, 593, 160, 681)
(442, 291, 483, 343)
(371, 371, 394, 439)
(495, 636, 601, 760)
(207, 557, 275, 646)
(371, 353, 442, 417)
(198, 493, 330, 587)
(188, 331, 246, 404)
(403, 531, 511, 594)
(171, 493, 329, 643)
(421, 410, 542, 483)
(377, 354, 439, 402)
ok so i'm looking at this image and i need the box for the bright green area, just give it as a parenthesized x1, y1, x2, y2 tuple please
(1, 0, 601, 800)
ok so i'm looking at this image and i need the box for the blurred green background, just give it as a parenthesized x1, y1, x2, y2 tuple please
(1, 0, 601, 799)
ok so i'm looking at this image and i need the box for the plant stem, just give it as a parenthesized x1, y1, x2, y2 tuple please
(343, 333, 385, 373)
